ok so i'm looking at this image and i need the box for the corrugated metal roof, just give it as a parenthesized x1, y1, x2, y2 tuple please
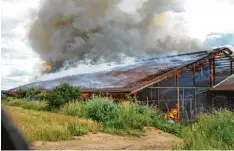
(8, 47, 233, 93)
(211, 74, 234, 91)
(8, 51, 209, 92)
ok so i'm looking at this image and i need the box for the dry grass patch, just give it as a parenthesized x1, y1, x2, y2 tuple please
(4, 106, 102, 143)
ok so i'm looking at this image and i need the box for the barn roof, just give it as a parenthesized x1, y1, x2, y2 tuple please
(210, 74, 234, 91)
(8, 47, 233, 93)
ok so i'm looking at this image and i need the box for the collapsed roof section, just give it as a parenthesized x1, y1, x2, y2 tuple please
(210, 74, 234, 91)
(8, 47, 234, 94)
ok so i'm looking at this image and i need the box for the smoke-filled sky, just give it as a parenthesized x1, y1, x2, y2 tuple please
(1, 0, 234, 90)
(29, 0, 202, 67)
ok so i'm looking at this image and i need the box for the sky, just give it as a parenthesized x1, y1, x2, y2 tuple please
(1, 0, 234, 90)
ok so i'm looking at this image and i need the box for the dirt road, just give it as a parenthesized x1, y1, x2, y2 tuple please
(32, 127, 183, 150)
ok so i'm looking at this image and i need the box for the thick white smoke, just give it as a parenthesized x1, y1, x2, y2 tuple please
(2, 0, 234, 89)
(29, 0, 201, 71)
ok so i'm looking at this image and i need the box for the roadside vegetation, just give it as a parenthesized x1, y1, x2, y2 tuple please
(2, 83, 234, 149)
(4, 106, 101, 143)
(3, 96, 182, 137)
(175, 110, 234, 150)
(61, 97, 182, 136)
(3, 98, 48, 111)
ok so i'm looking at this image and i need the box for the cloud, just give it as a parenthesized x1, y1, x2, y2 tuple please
(1, 77, 31, 90)
(184, 0, 234, 40)
(1, 0, 41, 90)
(7, 70, 31, 77)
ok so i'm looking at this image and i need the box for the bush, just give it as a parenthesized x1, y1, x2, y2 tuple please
(103, 102, 182, 136)
(85, 96, 117, 122)
(26, 87, 36, 99)
(4, 98, 29, 106)
(60, 101, 85, 117)
(16, 88, 25, 98)
(151, 111, 182, 137)
(47, 83, 81, 108)
(105, 103, 152, 131)
(83, 97, 182, 136)
(20, 101, 48, 111)
(36, 90, 48, 101)
(179, 110, 234, 150)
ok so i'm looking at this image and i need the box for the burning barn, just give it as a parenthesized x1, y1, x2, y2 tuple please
(207, 74, 234, 110)
(6, 47, 234, 120)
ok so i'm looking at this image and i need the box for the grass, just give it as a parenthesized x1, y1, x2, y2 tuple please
(3, 97, 182, 137)
(102, 102, 152, 136)
(61, 101, 85, 117)
(3, 97, 234, 149)
(4, 106, 101, 143)
(175, 109, 234, 150)
(2, 98, 48, 111)
(60, 96, 182, 137)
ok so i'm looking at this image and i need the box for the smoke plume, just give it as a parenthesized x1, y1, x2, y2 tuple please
(29, 0, 201, 72)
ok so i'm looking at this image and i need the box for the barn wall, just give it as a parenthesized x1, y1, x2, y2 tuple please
(136, 53, 234, 112)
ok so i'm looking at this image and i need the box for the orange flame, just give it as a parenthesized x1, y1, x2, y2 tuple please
(80, 93, 92, 98)
(41, 60, 52, 72)
(164, 104, 179, 123)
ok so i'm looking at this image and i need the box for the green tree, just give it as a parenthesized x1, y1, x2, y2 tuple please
(16, 88, 25, 98)
(26, 87, 36, 99)
(47, 83, 81, 108)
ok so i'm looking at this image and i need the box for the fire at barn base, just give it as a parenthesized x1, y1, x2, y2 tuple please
(4, 47, 234, 122)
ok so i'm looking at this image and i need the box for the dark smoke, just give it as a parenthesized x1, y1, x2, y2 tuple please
(29, 0, 201, 72)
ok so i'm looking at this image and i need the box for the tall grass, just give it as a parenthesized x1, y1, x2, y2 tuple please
(4, 106, 101, 143)
(60, 101, 85, 117)
(3, 97, 182, 137)
(4, 97, 234, 149)
(103, 102, 153, 136)
(176, 110, 234, 150)
(60, 96, 182, 136)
